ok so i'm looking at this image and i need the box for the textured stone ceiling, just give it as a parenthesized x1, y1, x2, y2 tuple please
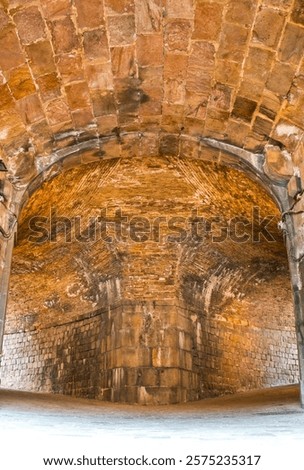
(0, 0, 304, 183)
(7, 156, 291, 332)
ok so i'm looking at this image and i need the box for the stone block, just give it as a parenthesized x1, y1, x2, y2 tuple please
(92, 91, 117, 117)
(291, 0, 304, 25)
(40, 0, 71, 19)
(279, 23, 304, 64)
(107, 14, 135, 46)
(193, 2, 223, 41)
(135, 0, 162, 33)
(232, 96, 257, 122)
(105, 0, 134, 15)
(243, 47, 275, 84)
(13, 6, 46, 45)
(152, 347, 180, 368)
(253, 8, 285, 48)
(37, 73, 61, 102)
(164, 19, 192, 52)
(165, 0, 194, 19)
(83, 29, 110, 61)
(252, 116, 273, 138)
(226, 0, 256, 25)
(65, 82, 91, 110)
(218, 23, 248, 62)
(16, 94, 44, 125)
(49, 16, 79, 54)
(111, 45, 136, 78)
(141, 367, 158, 386)
(159, 368, 181, 387)
(214, 60, 241, 87)
(136, 34, 163, 67)
(0, 27, 23, 71)
(266, 62, 295, 97)
(56, 53, 84, 84)
(75, 0, 104, 29)
(45, 98, 71, 126)
(7, 65, 36, 100)
(26, 41, 56, 77)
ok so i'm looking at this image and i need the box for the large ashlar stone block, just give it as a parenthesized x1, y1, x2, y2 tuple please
(83, 29, 109, 61)
(232, 96, 257, 122)
(279, 23, 304, 64)
(193, 2, 223, 41)
(7, 65, 36, 100)
(16, 94, 44, 125)
(0, 27, 23, 71)
(40, 0, 71, 19)
(136, 34, 163, 67)
(226, 0, 256, 25)
(264, 145, 294, 180)
(164, 19, 192, 52)
(105, 0, 135, 15)
(49, 16, 79, 54)
(74, 0, 104, 29)
(26, 41, 56, 77)
(135, 0, 162, 33)
(107, 14, 135, 46)
(13, 6, 46, 45)
(253, 8, 285, 48)
(165, 0, 194, 19)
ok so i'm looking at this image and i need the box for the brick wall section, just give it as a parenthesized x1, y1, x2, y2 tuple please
(1, 311, 104, 397)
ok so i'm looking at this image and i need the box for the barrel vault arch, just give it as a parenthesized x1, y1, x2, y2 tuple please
(0, 131, 303, 404)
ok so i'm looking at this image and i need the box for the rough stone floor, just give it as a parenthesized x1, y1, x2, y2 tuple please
(0, 385, 303, 469)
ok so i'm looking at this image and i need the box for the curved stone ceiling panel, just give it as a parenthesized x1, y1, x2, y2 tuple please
(0, 0, 304, 181)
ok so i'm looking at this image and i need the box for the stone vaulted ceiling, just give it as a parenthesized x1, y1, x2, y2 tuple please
(0, 0, 304, 184)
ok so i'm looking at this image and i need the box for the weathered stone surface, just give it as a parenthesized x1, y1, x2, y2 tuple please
(83, 29, 110, 61)
(0, 27, 23, 71)
(218, 23, 249, 62)
(111, 45, 136, 78)
(92, 91, 116, 116)
(85, 63, 113, 90)
(13, 6, 46, 45)
(279, 23, 304, 64)
(75, 0, 104, 29)
(164, 19, 192, 52)
(0, 157, 298, 403)
(49, 16, 79, 54)
(193, 2, 223, 41)
(136, 34, 163, 67)
(244, 47, 275, 84)
(40, 0, 71, 19)
(253, 8, 285, 48)
(16, 94, 44, 125)
(105, 0, 135, 15)
(65, 82, 91, 110)
(232, 96, 257, 122)
(107, 14, 135, 46)
(165, 0, 194, 19)
(225, 0, 256, 26)
(7, 65, 36, 100)
(266, 62, 295, 97)
(135, 0, 162, 33)
(45, 98, 71, 126)
(26, 41, 56, 77)
(56, 52, 84, 85)
(291, 0, 304, 25)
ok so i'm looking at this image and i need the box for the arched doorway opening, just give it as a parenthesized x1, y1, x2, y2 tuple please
(0, 148, 299, 404)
